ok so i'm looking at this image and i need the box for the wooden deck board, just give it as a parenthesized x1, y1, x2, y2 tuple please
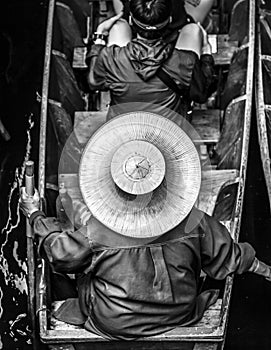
(74, 108, 221, 146)
(46, 299, 223, 343)
(49, 342, 219, 350)
(74, 110, 107, 144)
(191, 109, 221, 144)
(197, 169, 239, 216)
(209, 34, 239, 66)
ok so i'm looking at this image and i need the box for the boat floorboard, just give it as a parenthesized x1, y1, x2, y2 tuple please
(74, 108, 221, 146)
(44, 299, 224, 347)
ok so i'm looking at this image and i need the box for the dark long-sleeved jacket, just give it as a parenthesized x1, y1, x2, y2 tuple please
(33, 208, 255, 340)
(87, 38, 216, 118)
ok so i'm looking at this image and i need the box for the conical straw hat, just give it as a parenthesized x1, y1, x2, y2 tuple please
(79, 111, 201, 238)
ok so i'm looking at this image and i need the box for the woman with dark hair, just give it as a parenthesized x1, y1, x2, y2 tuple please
(129, 0, 172, 40)
(113, 0, 215, 32)
(87, 0, 216, 119)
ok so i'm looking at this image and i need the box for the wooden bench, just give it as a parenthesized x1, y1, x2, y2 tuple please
(197, 169, 239, 217)
(46, 298, 224, 350)
(74, 108, 221, 146)
(209, 34, 239, 66)
(191, 109, 221, 145)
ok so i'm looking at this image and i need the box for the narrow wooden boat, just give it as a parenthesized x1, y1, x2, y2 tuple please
(255, 0, 271, 213)
(30, 0, 255, 348)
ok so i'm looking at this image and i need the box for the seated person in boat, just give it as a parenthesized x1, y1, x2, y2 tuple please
(86, 0, 216, 119)
(20, 112, 271, 340)
(113, 0, 214, 32)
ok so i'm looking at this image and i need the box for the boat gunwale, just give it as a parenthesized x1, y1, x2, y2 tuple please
(255, 2, 271, 213)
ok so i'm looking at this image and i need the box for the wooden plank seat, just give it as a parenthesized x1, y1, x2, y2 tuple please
(74, 108, 221, 147)
(209, 34, 239, 66)
(197, 169, 239, 217)
(74, 110, 107, 144)
(46, 298, 223, 348)
(190, 109, 221, 144)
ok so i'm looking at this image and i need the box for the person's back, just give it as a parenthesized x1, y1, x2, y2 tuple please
(87, 0, 216, 118)
(92, 40, 197, 114)
(22, 207, 259, 340)
(73, 210, 254, 339)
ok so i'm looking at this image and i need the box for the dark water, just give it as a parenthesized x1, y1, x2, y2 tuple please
(0, 0, 46, 349)
(1, 1, 271, 349)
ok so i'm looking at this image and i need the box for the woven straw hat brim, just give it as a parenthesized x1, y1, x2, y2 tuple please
(79, 111, 201, 238)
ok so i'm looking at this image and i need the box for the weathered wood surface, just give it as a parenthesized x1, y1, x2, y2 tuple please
(196, 170, 239, 216)
(215, 83, 247, 170)
(74, 110, 107, 144)
(191, 109, 221, 144)
(74, 108, 221, 146)
(229, 0, 249, 43)
(210, 34, 239, 66)
(44, 300, 223, 348)
(49, 341, 219, 350)
(255, 6, 271, 213)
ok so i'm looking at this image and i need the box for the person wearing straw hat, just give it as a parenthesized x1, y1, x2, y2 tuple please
(86, 0, 216, 120)
(20, 112, 271, 340)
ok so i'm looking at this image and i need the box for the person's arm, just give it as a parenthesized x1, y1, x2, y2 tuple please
(189, 54, 216, 103)
(86, 12, 123, 90)
(200, 213, 271, 281)
(19, 187, 93, 274)
(200, 213, 256, 279)
(189, 24, 217, 103)
(32, 215, 93, 274)
(248, 257, 271, 281)
(86, 42, 107, 90)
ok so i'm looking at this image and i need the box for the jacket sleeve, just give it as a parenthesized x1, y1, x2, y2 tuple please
(86, 44, 107, 90)
(200, 214, 255, 279)
(32, 215, 93, 274)
(189, 54, 217, 103)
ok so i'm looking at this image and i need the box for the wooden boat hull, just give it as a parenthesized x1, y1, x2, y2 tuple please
(30, 0, 255, 349)
(255, 1, 271, 213)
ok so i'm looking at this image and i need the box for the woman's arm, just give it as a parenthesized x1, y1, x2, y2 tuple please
(19, 187, 93, 274)
(200, 213, 256, 279)
(32, 215, 93, 274)
(86, 13, 123, 90)
(248, 257, 271, 281)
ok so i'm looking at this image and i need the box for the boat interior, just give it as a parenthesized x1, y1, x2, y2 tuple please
(35, 0, 255, 349)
